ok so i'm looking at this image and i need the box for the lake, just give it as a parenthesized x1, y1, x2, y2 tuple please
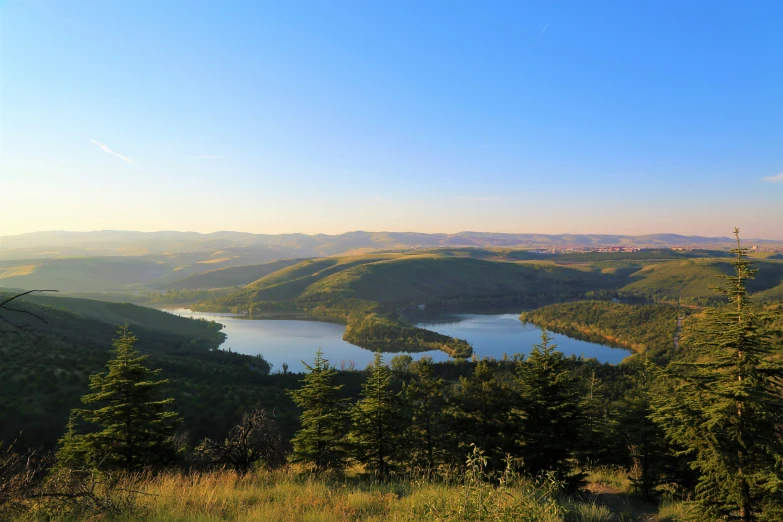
(166, 309, 632, 372)
(414, 313, 633, 364)
(165, 308, 450, 372)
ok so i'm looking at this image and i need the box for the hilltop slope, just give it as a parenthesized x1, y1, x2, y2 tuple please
(202, 254, 614, 313)
(162, 259, 307, 290)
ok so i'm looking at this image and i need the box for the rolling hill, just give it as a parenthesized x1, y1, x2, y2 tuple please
(162, 259, 307, 290)
(0, 248, 304, 293)
(618, 259, 783, 304)
(201, 254, 615, 313)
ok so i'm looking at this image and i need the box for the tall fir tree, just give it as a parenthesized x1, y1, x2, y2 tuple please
(349, 351, 403, 478)
(577, 369, 615, 466)
(515, 331, 583, 483)
(288, 349, 349, 472)
(450, 357, 515, 470)
(57, 326, 180, 471)
(617, 380, 671, 498)
(650, 229, 783, 521)
(403, 356, 448, 473)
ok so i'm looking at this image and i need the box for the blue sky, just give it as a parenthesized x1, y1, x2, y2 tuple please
(1, 0, 781, 238)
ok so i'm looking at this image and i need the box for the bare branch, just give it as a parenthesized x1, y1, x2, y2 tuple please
(0, 289, 58, 309)
(0, 290, 58, 336)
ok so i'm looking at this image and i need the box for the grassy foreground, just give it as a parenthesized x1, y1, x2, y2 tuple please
(14, 466, 689, 522)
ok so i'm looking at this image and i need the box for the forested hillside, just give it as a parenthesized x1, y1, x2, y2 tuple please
(0, 293, 306, 450)
(521, 301, 681, 360)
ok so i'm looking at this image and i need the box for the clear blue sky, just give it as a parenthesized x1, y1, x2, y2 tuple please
(2, 1, 781, 238)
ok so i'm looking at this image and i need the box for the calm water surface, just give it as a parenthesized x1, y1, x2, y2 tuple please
(166, 309, 449, 372)
(415, 313, 633, 364)
(167, 309, 632, 373)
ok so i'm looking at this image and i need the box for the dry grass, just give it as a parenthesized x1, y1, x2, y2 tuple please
(125, 469, 565, 522)
(10, 467, 616, 522)
(584, 467, 631, 492)
(657, 498, 690, 521)
(0, 265, 37, 279)
(198, 257, 237, 265)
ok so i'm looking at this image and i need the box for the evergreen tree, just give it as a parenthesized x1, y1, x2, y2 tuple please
(577, 369, 616, 466)
(349, 351, 403, 478)
(617, 381, 671, 498)
(288, 349, 349, 472)
(650, 229, 783, 521)
(403, 356, 448, 473)
(515, 331, 583, 483)
(57, 326, 180, 471)
(450, 358, 515, 470)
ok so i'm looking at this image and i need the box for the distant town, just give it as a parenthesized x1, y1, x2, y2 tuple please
(529, 245, 783, 254)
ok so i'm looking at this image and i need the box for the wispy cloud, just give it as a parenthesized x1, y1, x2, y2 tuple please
(455, 196, 502, 202)
(539, 22, 548, 38)
(193, 155, 222, 159)
(90, 139, 141, 167)
(476, 143, 519, 149)
(762, 172, 783, 183)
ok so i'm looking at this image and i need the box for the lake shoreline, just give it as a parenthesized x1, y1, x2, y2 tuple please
(164, 309, 633, 372)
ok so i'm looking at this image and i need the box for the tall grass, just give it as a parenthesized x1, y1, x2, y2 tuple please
(657, 498, 690, 522)
(13, 464, 617, 521)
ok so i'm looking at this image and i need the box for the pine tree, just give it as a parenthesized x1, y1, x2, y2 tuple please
(349, 351, 403, 478)
(650, 229, 783, 521)
(515, 331, 583, 483)
(617, 381, 670, 498)
(57, 326, 180, 471)
(403, 356, 448, 473)
(577, 369, 615, 466)
(450, 357, 515, 470)
(288, 349, 349, 473)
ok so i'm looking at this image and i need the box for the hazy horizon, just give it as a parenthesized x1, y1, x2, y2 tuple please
(3, 1, 781, 239)
(3, 227, 781, 242)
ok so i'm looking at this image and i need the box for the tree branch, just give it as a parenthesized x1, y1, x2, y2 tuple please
(0, 289, 58, 336)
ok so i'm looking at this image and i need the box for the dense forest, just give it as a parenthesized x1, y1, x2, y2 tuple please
(521, 301, 682, 360)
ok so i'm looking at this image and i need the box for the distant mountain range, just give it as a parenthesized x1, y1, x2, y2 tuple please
(2, 230, 780, 261)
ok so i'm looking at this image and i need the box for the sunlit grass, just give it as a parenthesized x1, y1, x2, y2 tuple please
(657, 498, 691, 521)
(584, 467, 631, 492)
(11, 467, 636, 522)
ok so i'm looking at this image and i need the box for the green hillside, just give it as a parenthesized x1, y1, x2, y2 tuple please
(0, 247, 302, 293)
(617, 259, 783, 305)
(521, 301, 681, 360)
(162, 258, 307, 290)
(0, 257, 169, 293)
(13, 293, 225, 339)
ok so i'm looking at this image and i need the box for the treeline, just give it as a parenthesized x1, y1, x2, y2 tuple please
(521, 301, 681, 360)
